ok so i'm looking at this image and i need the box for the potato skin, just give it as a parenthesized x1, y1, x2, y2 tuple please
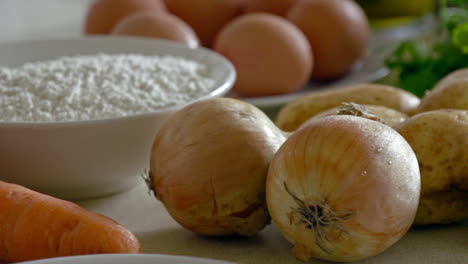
(276, 83, 420, 132)
(416, 191, 468, 225)
(416, 74, 468, 113)
(432, 68, 468, 93)
(395, 110, 468, 225)
(310, 103, 409, 127)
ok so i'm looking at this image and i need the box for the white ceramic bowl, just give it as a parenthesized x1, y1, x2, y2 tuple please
(18, 253, 236, 264)
(0, 37, 235, 200)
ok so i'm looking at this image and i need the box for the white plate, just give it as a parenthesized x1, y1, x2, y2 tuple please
(18, 254, 237, 264)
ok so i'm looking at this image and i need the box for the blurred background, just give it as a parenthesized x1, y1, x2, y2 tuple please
(0, 0, 443, 119)
(0, 0, 438, 43)
(357, 0, 436, 27)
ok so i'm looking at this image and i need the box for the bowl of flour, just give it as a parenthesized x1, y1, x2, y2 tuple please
(0, 36, 235, 199)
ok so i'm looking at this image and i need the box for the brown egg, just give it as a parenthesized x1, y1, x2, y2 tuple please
(163, 0, 244, 47)
(244, 0, 298, 16)
(214, 13, 313, 97)
(84, 0, 166, 34)
(111, 11, 199, 48)
(287, 0, 369, 80)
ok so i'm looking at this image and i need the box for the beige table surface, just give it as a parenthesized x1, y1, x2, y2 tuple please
(76, 179, 468, 264)
(1, 1, 467, 263)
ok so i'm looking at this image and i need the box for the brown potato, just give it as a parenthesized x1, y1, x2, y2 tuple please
(276, 83, 420, 131)
(395, 109, 468, 225)
(309, 103, 408, 127)
(416, 68, 468, 113)
(433, 68, 468, 92)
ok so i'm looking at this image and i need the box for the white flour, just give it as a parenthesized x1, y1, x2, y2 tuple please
(0, 53, 216, 122)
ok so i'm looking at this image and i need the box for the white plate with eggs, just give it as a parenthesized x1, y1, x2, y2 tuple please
(228, 56, 389, 109)
(227, 14, 437, 109)
(222, 35, 391, 109)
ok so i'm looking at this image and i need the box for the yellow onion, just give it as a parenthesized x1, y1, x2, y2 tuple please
(266, 115, 420, 262)
(149, 97, 287, 236)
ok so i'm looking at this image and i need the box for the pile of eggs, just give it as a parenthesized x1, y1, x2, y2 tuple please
(84, 0, 370, 97)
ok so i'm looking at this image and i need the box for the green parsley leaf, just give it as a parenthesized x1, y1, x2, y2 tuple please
(384, 1, 468, 97)
(453, 23, 468, 52)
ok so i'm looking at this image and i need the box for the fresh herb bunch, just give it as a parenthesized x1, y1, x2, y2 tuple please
(385, 0, 468, 97)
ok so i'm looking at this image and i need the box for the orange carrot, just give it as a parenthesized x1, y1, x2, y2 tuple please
(0, 181, 141, 262)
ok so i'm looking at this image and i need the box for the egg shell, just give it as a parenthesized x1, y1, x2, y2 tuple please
(287, 0, 369, 80)
(244, 0, 298, 16)
(84, 0, 167, 34)
(111, 11, 199, 48)
(214, 13, 313, 97)
(163, 0, 245, 47)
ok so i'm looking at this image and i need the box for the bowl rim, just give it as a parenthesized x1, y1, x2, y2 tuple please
(18, 253, 238, 264)
(0, 36, 236, 128)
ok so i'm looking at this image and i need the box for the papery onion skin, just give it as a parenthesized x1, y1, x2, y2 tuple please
(150, 98, 287, 236)
(266, 116, 420, 262)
